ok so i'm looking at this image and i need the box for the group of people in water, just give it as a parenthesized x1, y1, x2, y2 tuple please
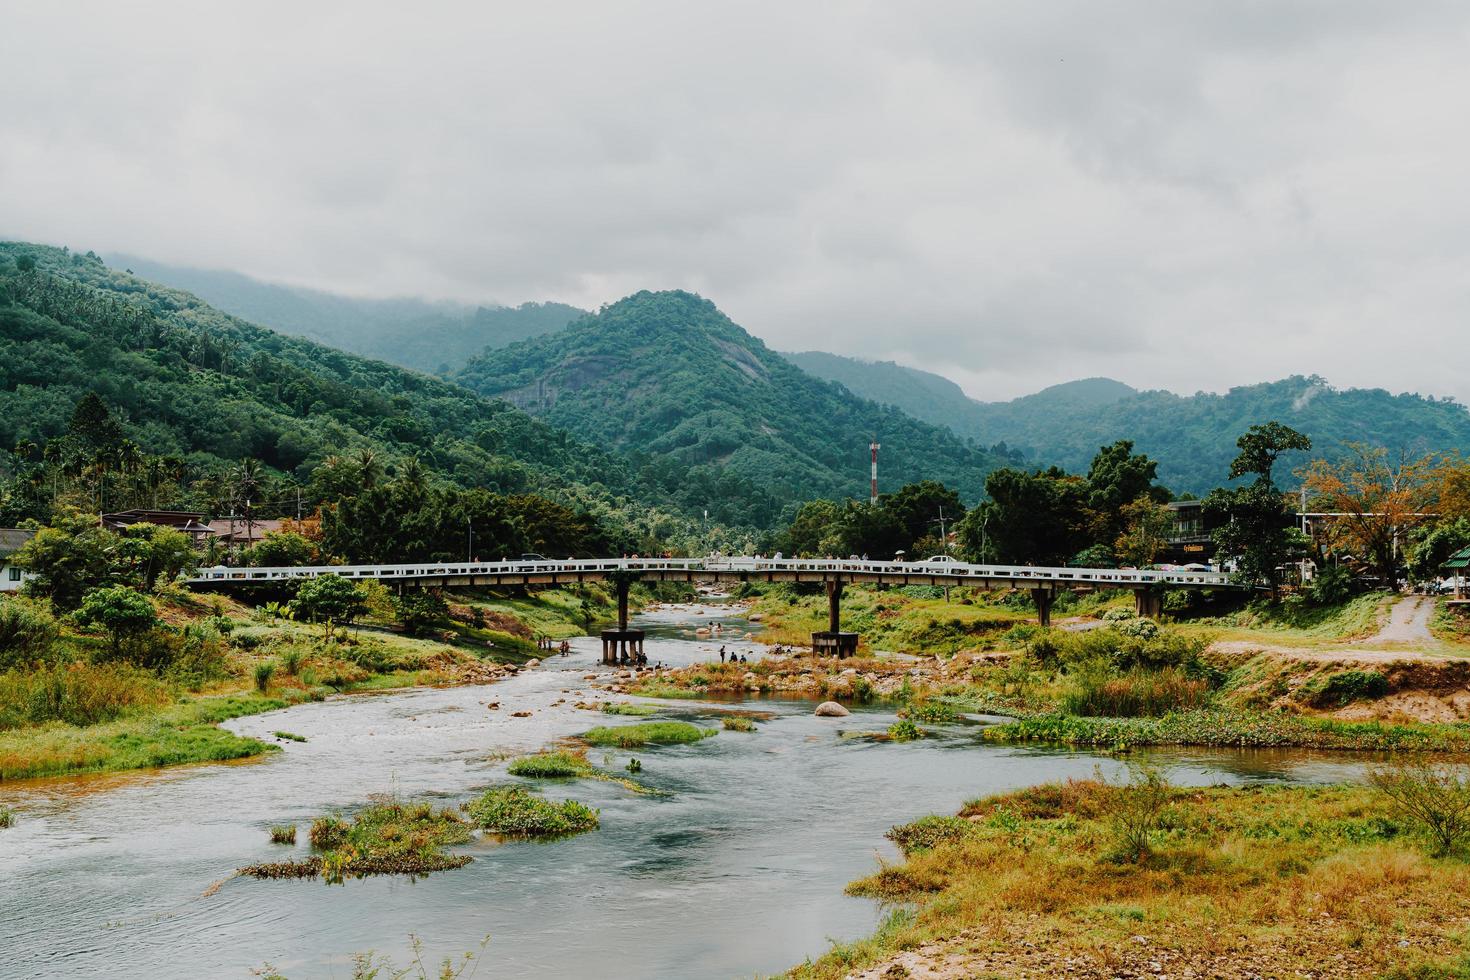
(717, 645, 748, 665)
(535, 636, 572, 655)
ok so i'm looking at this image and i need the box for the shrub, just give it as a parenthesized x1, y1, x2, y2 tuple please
(76, 587, 160, 659)
(887, 719, 923, 741)
(1369, 761, 1470, 856)
(392, 590, 449, 637)
(0, 599, 59, 669)
(270, 825, 297, 844)
(167, 624, 230, 687)
(580, 721, 716, 748)
(254, 661, 276, 693)
(1306, 564, 1354, 606)
(464, 787, 599, 836)
(1102, 607, 1136, 623)
(310, 815, 349, 850)
(1103, 764, 1173, 862)
(1313, 670, 1390, 706)
(1116, 618, 1160, 640)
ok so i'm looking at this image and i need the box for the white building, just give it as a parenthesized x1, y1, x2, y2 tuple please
(0, 528, 36, 593)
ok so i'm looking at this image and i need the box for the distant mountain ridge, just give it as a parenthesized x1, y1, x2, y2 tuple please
(453, 290, 1023, 526)
(105, 254, 584, 374)
(787, 352, 1470, 493)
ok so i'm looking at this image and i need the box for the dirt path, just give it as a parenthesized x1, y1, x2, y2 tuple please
(1365, 595, 1434, 644)
(1210, 596, 1447, 664)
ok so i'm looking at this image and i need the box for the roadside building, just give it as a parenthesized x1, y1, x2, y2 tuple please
(1445, 545, 1470, 601)
(100, 509, 216, 545)
(0, 528, 37, 593)
(207, 518, 287, 548)
(1159, 500, 1219, 567)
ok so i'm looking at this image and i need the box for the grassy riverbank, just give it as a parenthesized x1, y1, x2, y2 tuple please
(0, 585, 604, 783)
(788, 779, 1470, 979)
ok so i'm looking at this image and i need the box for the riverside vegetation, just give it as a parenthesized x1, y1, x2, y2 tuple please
(788, 763, 1470, 979)
(631, 582, 1470, 751)
(0, 573, 637, 782)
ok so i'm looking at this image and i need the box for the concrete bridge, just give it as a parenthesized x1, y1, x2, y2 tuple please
(188, 556, 1235, 661)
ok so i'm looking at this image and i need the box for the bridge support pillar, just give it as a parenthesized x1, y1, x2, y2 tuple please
(1031, 588, 1054, 628)
(600, 629, 645, 665)
(1134, 589, 1162, 619)
(812, 580, 859, 657)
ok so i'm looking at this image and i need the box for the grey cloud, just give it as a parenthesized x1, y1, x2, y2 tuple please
(3, 1, 1469, 404)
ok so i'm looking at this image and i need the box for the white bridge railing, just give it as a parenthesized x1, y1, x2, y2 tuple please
(187, 556, 1233, 588)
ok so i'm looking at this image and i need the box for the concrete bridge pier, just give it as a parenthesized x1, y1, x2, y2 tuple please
(812, 579, 860, 658)
(1031, 588, 1054, 628)
(1134, 588, 1163, 619)
(601, 576, 645, 665)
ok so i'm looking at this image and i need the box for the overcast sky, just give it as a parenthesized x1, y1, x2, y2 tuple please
(4, 2, 1470, 403)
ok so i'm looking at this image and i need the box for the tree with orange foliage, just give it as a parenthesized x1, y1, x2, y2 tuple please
(1300, 445, 1440, 588)
(1438, 456, 1470, 523)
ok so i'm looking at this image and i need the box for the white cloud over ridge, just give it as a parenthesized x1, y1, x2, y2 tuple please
(3, 1, 1469, 403)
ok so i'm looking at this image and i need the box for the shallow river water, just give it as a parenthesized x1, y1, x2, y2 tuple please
(0, 604, 1377, 978)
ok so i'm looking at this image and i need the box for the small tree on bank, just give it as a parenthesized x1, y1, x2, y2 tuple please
(76, 586, 159, 659)
(291, 574, 365, 644)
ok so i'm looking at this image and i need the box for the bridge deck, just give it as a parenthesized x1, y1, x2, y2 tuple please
(188, 556, 1233, 591)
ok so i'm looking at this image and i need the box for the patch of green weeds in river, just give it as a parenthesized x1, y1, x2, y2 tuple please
(600, 702, 660, 716)
(243, 798, 472, 883)
(272, 730, 307, 743)
(465, 786, 599, 837)
(0, 805, 14, 828)
(887, 720, 924, 741)
(722, 716, 757, 731)
(269, 824, 296, 844)
(581, 721, 717, 748)
(508, 749, 661, 794)
(624, 680, 703, 700)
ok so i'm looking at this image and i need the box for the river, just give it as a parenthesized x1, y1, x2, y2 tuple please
(0, 603, 1377, 978)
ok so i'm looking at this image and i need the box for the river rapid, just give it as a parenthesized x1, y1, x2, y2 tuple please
(0, 603, 1377, 979)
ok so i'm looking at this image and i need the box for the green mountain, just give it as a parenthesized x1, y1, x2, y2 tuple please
(106, 254, 584, 374)
(0, 242, 626, 499)
(453, 290, 1023, 526)
(789, 353, 1470, 493)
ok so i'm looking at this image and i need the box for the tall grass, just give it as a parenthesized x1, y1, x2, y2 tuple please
(0, 662, 172, 729)
(1061, 667, 1211, 717)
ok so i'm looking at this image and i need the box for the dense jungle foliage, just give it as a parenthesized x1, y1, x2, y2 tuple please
(454, 290, 1023, 527)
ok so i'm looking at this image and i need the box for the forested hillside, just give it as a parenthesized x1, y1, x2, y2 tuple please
(107, 254, 583, 374)
(0, 243, 619, 494)
(454, 290, 1022, 526)
(792, 352, 1470, 493)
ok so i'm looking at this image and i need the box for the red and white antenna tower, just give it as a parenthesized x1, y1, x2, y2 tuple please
(869, 440, 881, 505)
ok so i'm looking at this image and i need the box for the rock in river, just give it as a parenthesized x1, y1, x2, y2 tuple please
(814, 701, 850, 718)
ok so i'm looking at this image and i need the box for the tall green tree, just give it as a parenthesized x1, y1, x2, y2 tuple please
(1204, 422, 1312, 597)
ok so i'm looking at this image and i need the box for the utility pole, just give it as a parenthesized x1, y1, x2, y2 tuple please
(467, 519, 474, 563)
(869, 441, 881, 506)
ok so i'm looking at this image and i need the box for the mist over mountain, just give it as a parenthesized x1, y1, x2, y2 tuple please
(789, 352, 1470, 493)
(106, 254, 583, 374)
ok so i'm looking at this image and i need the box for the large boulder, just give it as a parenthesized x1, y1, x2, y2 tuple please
(814, 701, 850, 718)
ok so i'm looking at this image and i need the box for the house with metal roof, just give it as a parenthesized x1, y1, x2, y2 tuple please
(0, 528, 36, 594)
(1444, 545, 1470, 602)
